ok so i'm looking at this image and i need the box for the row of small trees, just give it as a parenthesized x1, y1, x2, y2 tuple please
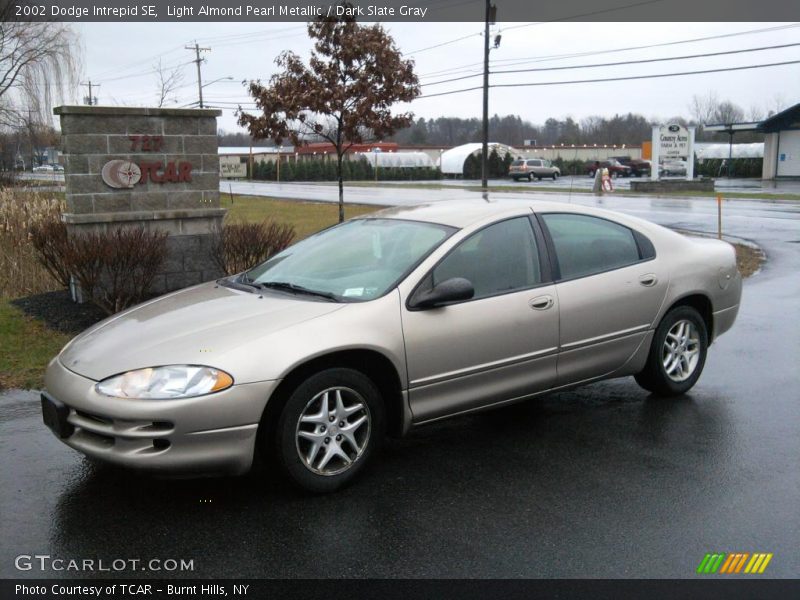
(250, 159, 441, 182)
(462, 149, 515, 179)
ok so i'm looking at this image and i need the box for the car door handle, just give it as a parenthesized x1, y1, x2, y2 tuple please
(529, 295, 554, 310)
(639, 274, 658, 287)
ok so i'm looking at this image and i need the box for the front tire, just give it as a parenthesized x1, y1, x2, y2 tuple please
(635, 306, 708, 396)
(552, 172, 558, 180)
(275, 368, 384, 492)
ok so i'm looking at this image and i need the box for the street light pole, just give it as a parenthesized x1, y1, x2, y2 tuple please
(481, 0, 491, 190)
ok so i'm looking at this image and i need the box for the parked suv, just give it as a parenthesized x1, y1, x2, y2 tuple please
(509, 159, 561, 181)
(586, 159, 632, 178)
(611, 156, 651, 177)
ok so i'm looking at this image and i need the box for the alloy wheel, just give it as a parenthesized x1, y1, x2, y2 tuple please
(662, 320, 701, 382)
(295, 386, 371, 476)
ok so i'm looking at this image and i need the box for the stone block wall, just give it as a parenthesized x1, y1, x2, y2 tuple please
(54, 106, 226, 294)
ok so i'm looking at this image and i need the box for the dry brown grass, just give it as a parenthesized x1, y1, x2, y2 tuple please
(0, 189, 65, 298)
(732, 243, 764, 278)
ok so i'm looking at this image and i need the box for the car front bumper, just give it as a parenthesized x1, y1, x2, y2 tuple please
(43, 357, 279, 476)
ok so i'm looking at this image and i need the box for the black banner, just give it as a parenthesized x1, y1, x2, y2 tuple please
(3, 579, 800, 599)
(4, 0, 799, 22)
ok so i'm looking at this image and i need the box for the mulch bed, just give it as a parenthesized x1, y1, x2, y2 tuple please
(11, 290, 107, 335)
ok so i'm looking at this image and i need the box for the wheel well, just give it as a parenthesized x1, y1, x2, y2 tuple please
(259, 350, 406, 441)
(667, 294, 714, 342)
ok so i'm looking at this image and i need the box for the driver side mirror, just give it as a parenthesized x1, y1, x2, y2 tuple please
(410, 277, 474, 309)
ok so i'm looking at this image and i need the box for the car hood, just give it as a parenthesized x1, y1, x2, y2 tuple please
(60, 281, 345, 381)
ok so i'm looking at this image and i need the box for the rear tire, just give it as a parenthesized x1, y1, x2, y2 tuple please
(552, 173, 558, 180)
(635, 306, 708, 397)
(274, 368, 384, 492)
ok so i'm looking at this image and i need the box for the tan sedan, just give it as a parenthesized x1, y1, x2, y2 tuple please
(43, 199, 741, 492)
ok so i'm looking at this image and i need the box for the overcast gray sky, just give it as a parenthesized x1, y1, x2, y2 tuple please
(73, 21, 800, 133)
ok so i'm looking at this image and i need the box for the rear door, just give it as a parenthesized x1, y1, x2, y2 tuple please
(538, 212, 668, 385)
(401, 216, 559, 422)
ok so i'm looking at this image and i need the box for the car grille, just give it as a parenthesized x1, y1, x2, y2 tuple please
(67, 407, 174, 454)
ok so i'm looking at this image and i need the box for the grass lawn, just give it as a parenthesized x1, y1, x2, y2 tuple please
(0, 299, 70, 390)
(223, 195, 382, 240)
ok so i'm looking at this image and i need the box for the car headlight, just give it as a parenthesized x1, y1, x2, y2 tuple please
(95, 366, 234, 399)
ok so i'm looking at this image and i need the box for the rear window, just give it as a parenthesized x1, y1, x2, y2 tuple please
(541, 213, 642, 280)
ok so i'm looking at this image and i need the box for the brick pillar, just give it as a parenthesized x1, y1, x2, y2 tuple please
(54, 105, 226, 294)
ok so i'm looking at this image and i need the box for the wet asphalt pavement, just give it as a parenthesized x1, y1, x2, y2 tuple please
(1, 190, 799, 579)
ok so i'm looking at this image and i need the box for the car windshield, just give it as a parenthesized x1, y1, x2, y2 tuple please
(245, 218, 455, 302)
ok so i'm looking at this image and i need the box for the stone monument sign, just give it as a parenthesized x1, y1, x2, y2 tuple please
(54, 105, 226, 294)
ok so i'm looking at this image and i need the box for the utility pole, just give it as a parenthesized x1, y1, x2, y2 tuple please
(186, 42, 211, 108)
(481, 0, 491, 189)
(80, 80, 100, 105)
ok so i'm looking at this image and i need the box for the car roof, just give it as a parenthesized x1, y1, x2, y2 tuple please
(360, 197, 588, 229)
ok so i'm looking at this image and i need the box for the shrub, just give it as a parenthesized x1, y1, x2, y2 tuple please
(28, 220, 169, 315)
(29, 220, 72, 288)
(69, 227, 169, 315)
(211, 220, 296, 276)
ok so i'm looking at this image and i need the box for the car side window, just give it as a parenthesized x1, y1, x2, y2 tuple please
(432, 217, 541, 300)
(541, 213, 641, 280)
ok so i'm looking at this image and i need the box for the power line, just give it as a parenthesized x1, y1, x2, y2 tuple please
(417, 59, 800, 99)
(422, 42, 800, 87)
(416, 23, 800, 79)
(404, 31, 483, 56)
(491, 23, 800, 68)
(498, 0, 668, 34)
(98, 59, 193, 84)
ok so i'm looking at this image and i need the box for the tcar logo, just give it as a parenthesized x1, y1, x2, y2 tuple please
(101, 160, 141, 189)
(100, 159, 193, 189)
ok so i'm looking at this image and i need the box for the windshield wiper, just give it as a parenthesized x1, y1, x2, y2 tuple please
(217, 276, 263, 293)
(259, 281, 339, 302)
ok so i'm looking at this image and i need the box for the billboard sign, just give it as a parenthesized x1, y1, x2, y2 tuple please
(659, 124, 690, 158)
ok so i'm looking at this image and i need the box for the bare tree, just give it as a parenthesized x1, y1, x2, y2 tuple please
(712, 101, 745, 125)
(747, 104, 764, 122)
(688, 92, 720, 125)
(154, 59, 184, 108)
(0, 9, 81, 127)
(238, 7, 420, 222)
(768, 93, 787, 117)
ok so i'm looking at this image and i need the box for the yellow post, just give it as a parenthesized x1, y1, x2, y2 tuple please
(717, 194, 722, 239)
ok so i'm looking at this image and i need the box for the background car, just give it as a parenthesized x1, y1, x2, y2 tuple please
(611, 156, 651, 177)
(32, 164, 56, 172)
(43, 199, 741, 492)
(509, 158, 561, 181)
(586, 159, 632, 178)
(659, 160, 688, 177)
